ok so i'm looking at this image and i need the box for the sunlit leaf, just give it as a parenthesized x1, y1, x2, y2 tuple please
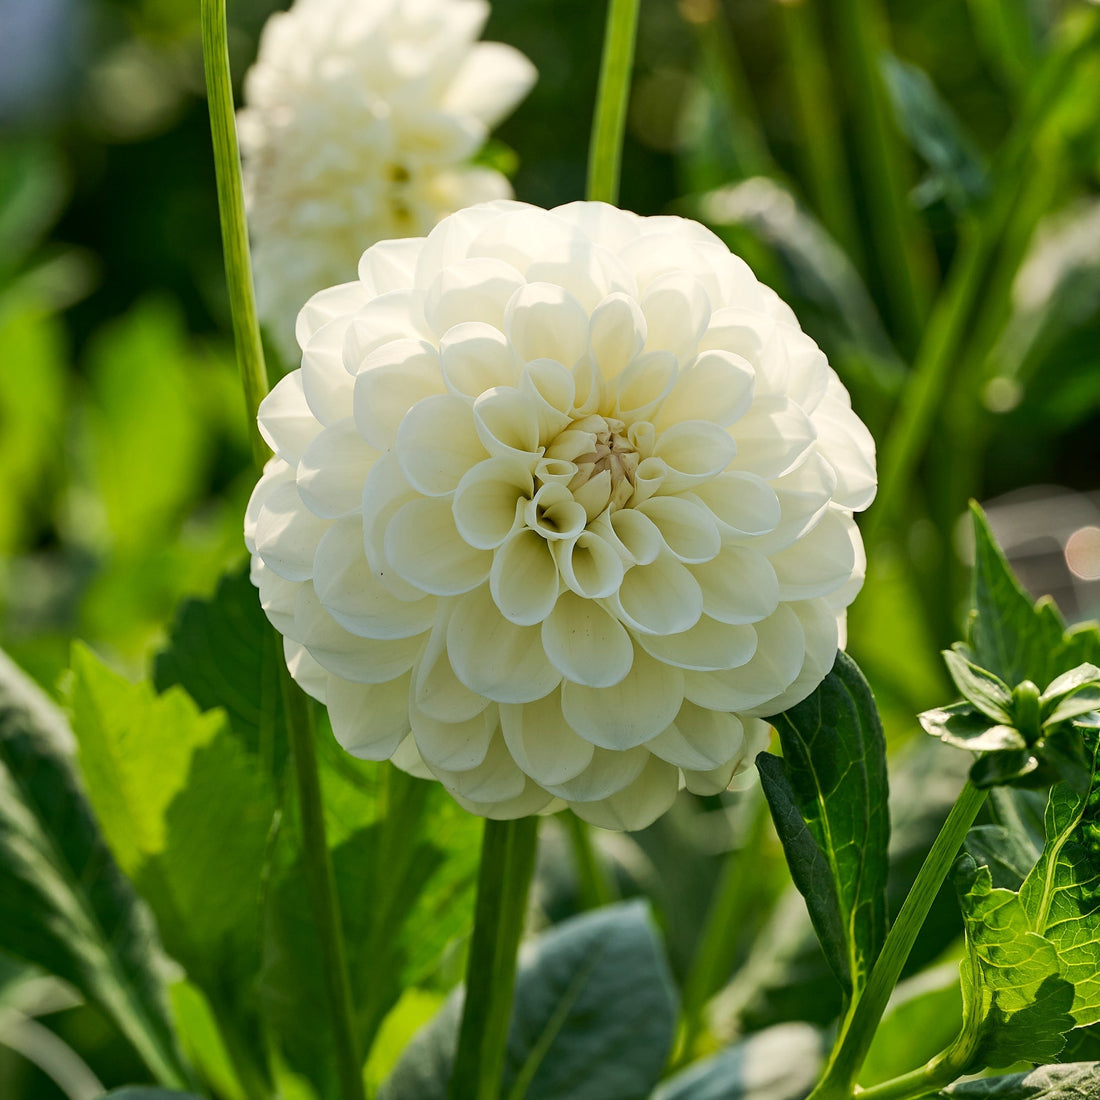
(940, 1062, 1100, 1098)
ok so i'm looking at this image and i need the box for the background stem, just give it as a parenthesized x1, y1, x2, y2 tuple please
(450, 818, 540, 1100)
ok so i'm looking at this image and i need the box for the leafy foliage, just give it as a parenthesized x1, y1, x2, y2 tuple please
(940, 1062, 1100, 1099)
(758, 651, 890, 999)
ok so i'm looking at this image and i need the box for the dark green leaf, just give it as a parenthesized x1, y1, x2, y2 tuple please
(940, 1062, 1100, 1098)
(1038, 726, 1093, 794)
(153, 565, 287, 778)
(919, 702, 1025, 753)
(969, 748, 1041, 789)
(1045, 686, 1100, 726)
(0, 649, 187, 1086)
(381, 901, 678, 1100)
(879, 54, 988, 212)
(943, 649, 1013, 722)
(964, 825, 1039, 892)
(651, 1022, 825, 1100)
(761, 651, 890, 998)
(988, 787, 1047, 856)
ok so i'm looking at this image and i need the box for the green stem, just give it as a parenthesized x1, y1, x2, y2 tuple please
(675, 791, 769, 1066)
(852, 1049, 964, 1100)
(202, 5, 365, 1099)
(565, 812, 616, 910)
(587, 0, 642, 205)
(201, 0, 268, 469)
(825, 0, 934, 353)
(450, 818, 540, 1100)
(808, 782, 987, 1100)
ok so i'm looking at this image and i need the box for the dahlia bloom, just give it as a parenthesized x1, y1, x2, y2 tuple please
(238, 0, 536, 357)
(245, 200, 877, 830)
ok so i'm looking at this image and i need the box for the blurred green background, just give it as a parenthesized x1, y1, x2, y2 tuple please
(2, 0, 1100, 1094)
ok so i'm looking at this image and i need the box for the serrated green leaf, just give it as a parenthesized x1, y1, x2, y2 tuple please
(0, 649, 188, 1088)
(381, 901, 677, 1100)
(919, 702, 1025, 753)
(953, 858, 1074, 1067)
(1019, 731, 1100, 1026)
(940, 1061, 1100, 1098)
(943, 649, 1014, 722)
(760, 652, 889, 999)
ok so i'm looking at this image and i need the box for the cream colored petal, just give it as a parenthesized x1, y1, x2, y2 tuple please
(560, 644, 684, 750)
(300, 314, 356, 426)
(357, 238, 423, 296)
(814, 386, 878, 512)
(343, 289, 430, 370)
(390, 733, 434, 781)
(283, 639, 327, 703)
(424, 256, 526, 335)
(543, 745, 649, 802)
(253, 557, 298, 636)
(411, 698, 497, 772)
(385, 496, 491, 596)
(753, 598, 840, 716)
(568, 755, 679, 831)
(298, 417, 377, 519)
(504, 282, 589, 367)
(413, 201, 529, 287)
(749, 453, 837, 555)
(447, 584, 562, 703)
(648, 702, 744, 770)
(691, 472, 780, 539)
(637, 615, 756, 672)
(296, 280, 371, 350)
(690, 545, 779, 625)
(728, 394, 818, 479)
(414, 608, 494, 722)
(499, 691, 596, 786)
(602, 507, 662, 565)
(519, 358, 574, 441)
(254, 480, 331, 582)
(490, 527, 561, 626)
(726, 718, 774, 789)
(552, 530, 625, 600)
(770, 507, 858, 600)
(326, 672, 411, 761)
(473, 386, 542, 459)
(629, 456, 668, 505)
(682, 761, 738, 796)
(429, 730, 528, 803)
(439, 321, 521, 397)
(541, 591, 634, 687)
(640, 271, 711, 361)
(258, 370, 321, 463)
(452, 779, 559, 819)
(779, 325, 830, 412)
(613, 351, 678, 421)
(681, 604, 804, 712)
(395, 393, 487, 496)
(352, 339, 445, 451)
(612, 552, 702, 636)
(293, 585, 423, 684)
(452, 456, 530, 549)
(442, 42, 537, 127)
(653, 421, 737, 491)
(523, 483, 587, 542)
(552, 200, 643, 251)
(313, 518, 437, 639)
(697, 306, 775, 362)
(588, 292, 647, 378)
(656, 350, 755, 430)
(361, 451, 423, 601)
(245, 457, 293, 551)
(636, 495, 721, 564)
(525, 243, 636, 314)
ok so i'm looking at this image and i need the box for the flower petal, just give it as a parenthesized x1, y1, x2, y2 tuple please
(411, 698, 497, 772)
(284, 639, 328, 702)
(588, 292, 647, 378)
(653, 420, 737, 491)
(395, 393, 487, 496)
(424, 256, 526, 335)
(353, 339, 445, 451)
(298, 417, 378, 519)
(637, 495, 721, 564)
(429, 730, 528, 803)
(648, 702, 744, 769)
(386, 495, 491, 596)
(552, 530, 625, 600)
(414, 610, 494, 722)
(296, 280, 371, 350)
(326, 672, 412, 760)
(691, 472, 780, 539)
(504, 281, 589, 367)
(815, 384, 878, 511)
(561, 644, 684, 750)
(358, 238, 422, 296)
(258, 370, 320, 463)
(490, 527, 561, 626)
(443, 42, 538, 128)
(613, 351, 678, 421)
(612, 552, 702, 636)
(637, 615, 756, 671)
(543, 745, 649, 801)
(568, 755, 679, 831)
(690, 545, 779, 625)
(254, 480, 332, 581)
(452, 456, 531, 549)
(770, 507, 858, 600)
(728, 394, 818, 479)
(361, 451, 423, 601)
(541, 591, 634, 687)
(656, 350, 755, 429)
(640, 271, 711, 361)
(499, 691, 596, 786)
(473, 386, 542, 459)
(439, 321, 521, 397)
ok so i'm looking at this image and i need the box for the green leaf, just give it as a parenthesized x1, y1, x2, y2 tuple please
(380, 901, 678, 1100)
(919, 702, 1025, 753)
(963, 825, 1039, 892)
(942, 649, 1014, 722)
(651, 1021, 825, 1100)
(966, 503, 1069, 689)
(969, 748, 1042, 790)
(1019, 730, 1100, 1027)
(0, 649, 188, 1087)
(153, 565, 287, 778)
(940, 1062, 1100, 1098)
(759, 651, 890, 998)
(66, 645, 276, 1044)
(879, 54, 988, 213)
(953, 858, 1075, 1067)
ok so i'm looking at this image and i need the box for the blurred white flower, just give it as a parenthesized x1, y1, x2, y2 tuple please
(238, 0, 536, 357)
(245, 200, 877, 830)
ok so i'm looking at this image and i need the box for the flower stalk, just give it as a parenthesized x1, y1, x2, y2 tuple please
(450, 817, 540, 1100)
(808, 782, 987, 1100)
(201, 5, 365, 1100)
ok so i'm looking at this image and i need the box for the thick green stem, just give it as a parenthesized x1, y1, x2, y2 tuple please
(808, 782, 987, 1100)
(852, 1049, 965, 1100)
(450, 818, 540, 1100)
(202, 5, 365, 1099)
(587, 0, 642, 205)
(565, 813, 616, 910)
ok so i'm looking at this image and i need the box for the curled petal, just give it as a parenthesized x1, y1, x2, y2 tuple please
(424, 256, 526, 335)
(657, 350, 755, 430)
(343, 289, 430, 370)
(770, 507, 858, 601)
(473, 386, 543, 458)
(490, 527, 561, 626)
(561, 644, 684, 750)
(640, 271, 711, 361)
(411, 699, 497, 772)
(637, 495, 721, 564)
(648, 702, 744, 770)
(523, 483, 587, 542)
(440, 321, 521, 397)
(588, 292, 647, 378)
(504, 281, 589, 367)
(543, 745, 649, 802)
(258, 370, 320, 463)
(358, 239, 422, 297)
(552, 530, 625, 600)
(500, 691, 595, 786)
(613, 351, 678, 422)
(519, 358, 575, 440)
(637, 615, 756, 672)
(447, 584, 562, 703)
(690, 545, 779, 625)
(327, 673, 411, 761)
(653, 421, 737, 491)
(541, 591, 634, 687)
(353, 339, 444, 451)
(568, 755, 679, 831)
(452, 457, 531, 549)
(298, 417, 378, 519)
(296, 281, 371, 350)
(396, 393, 487, 496)
(386, 496, 491, 596)
(612, 552, 702, 636)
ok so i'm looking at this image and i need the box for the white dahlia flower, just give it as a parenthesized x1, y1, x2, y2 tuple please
(245, 200, 877, 830)
(238, 0, 536, 357)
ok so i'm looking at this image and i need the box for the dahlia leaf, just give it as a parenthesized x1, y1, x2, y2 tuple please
(380, 901, 677, 1100)
(0, 648, 186, 1086)
(962, 824, 1040, 891)
(942, 648, 1014, 722)
(760, 651, 890, 999)
(938, 1062, 1100, 1099)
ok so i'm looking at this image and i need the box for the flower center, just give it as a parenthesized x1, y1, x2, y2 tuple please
(543, 414, 640, 519)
